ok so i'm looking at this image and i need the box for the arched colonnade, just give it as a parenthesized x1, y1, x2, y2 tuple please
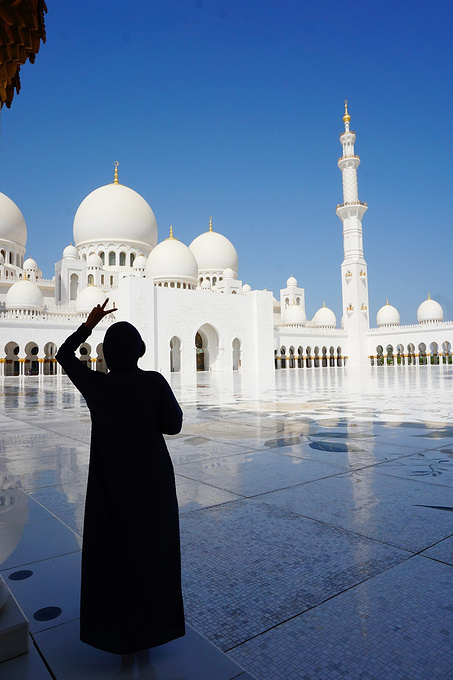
(371, 341, 452, 366)
(1, 341, 108, 376)
(275, 345, 345, 369)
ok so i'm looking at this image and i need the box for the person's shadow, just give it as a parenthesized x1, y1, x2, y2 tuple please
(111, 650, 185, 680)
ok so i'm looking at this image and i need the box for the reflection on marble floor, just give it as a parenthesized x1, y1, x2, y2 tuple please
(1, 366, 453, 679)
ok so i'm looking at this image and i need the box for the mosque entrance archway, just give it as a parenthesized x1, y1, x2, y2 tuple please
(25, 342, 39, 375)
(4, 342, 20, 376)
(195, 324, 219, 371)
(44, 342, 57, 375)
(170, 337, 181, 373)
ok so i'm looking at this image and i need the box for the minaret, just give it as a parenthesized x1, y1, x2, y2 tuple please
(336, 101, 370, 367)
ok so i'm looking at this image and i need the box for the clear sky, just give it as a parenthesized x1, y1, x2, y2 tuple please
(1, 0, 452, 324)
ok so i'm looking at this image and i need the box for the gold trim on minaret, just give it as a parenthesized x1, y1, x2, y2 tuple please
(343, 99, 351, 124)
(114, 161, 119, 184)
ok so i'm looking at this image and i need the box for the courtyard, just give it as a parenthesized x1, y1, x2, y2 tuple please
(1, 365, 453, 679)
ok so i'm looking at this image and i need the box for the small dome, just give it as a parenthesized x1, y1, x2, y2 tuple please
(0, 192, 27, 249)
(200, 278, 212, 290)
(189, 226, 238, 275)
(23, 257, 38, 270)
(223, 267, 236, 279)
(145, 236, 198, 282)
(75, 285, 106, 313)
(376, 302, 400, 327)
(6, 279, 44, 312)
(313, 304, 336, 328)
(286, 275, 298, 287)
(87, 253, 103, 267)
(242, 283, 252, 293)
(283, 303, 306, 325)
(63, 244, 78, 259)
(73, 182, 158, 250)
(417, 295, 443, 323)
(133, 255, 147, 269)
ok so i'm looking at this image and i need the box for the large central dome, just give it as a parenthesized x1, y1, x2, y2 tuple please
(0, 192, 27, 248)
(73, 182, 158, 250)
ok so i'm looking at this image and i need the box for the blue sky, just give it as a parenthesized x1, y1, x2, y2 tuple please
(1, 0, 453, 323)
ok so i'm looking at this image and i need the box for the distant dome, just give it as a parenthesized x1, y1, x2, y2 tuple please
(63, 244, 78, 259)
(133, 255, 147, 269)
(286, 276, 298, 287)
(283, 303, 306, 325)
(189, 224, 238, 275)
(313, 304, 336, 328)
(223, 267, 236, 279)
(242, 283, 252, 293)
(376, 302, 400, 327)
(200, 278, 212, 290)
(417, 296, 443, 324)
(145, 236, 198, 283)
(6, 279, 44, 312)
(75, 285, 106, 313)
(87, 253, 103, 267)
(23, 257, 38, 270)
(73, 181, 158, 250)
(0, 192, 27, 249)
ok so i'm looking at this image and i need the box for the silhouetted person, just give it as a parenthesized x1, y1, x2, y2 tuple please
(56, 300, 185, 654)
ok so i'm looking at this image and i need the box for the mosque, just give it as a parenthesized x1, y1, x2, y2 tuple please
(1, 103, 452, 377)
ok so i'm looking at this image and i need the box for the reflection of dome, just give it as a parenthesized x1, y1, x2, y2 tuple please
(313, 304, 336, 328)
(376, 302, 400, 327)
(145, 234, 198, 284)
(23, 257, 38, 270)
(283, 303, 306, 325)
(63, 244, 78, 259)
(0, 192, 27, 248)
(73, 182, 158, 250)
(87, 253, 102, 267)
(75, 285, 106, 313)
(189, 221, 238, 274)
(417, 295, 443, 324)
(6, 279, 44, 312)
(133, 255, 147, 269)
(223, 267, 236, 279)
(242, 283, 252, 293)
(286, 275, 298, 287)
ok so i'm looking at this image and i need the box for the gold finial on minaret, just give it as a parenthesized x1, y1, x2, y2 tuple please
(169, 225, 174, 239)
(343, 100, 351, 124)
(114, 161, 119, 184)
(209, 216, 213, 232)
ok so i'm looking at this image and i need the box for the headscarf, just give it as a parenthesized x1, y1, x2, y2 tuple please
(103, 322, 145, 372)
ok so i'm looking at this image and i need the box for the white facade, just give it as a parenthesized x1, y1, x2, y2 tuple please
(1, 104, 453, 377)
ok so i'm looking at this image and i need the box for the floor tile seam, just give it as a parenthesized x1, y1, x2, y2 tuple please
(1, 548, 82, 573)
(179, 496, 249, 519)
(31, 614, 81, 637)
(248, 496, 417, 553)
(29, 635, 58, 680)
(369, 467, 453, 490)
(174, 470, 249, 495)
(16, 479, 88, 495)
(413, 531, 453, 556)
(418, 553, 453, 568)
(224, 553, 420, 654)
(171, 448, 267, 465)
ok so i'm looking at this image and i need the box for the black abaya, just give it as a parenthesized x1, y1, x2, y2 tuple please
(56, 323, 185, 654)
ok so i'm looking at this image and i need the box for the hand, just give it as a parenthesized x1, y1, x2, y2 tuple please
(84, 298, 118, 331)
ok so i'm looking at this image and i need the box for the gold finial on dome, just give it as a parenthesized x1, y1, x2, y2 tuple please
(386, 299, 389, 305)
(323, 301, 326, 308)
(169, 225, 174, 239)
(343, 99, 351, 124)
(428, 292, 431, 299)
(209, 216, 213, 232)
(113, 161, 119, 184)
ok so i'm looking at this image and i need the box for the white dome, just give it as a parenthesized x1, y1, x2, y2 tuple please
(0, 192, 27, 248)
(73, 182, 158, 250)
(63, 244, 78, 259)
(242, 283, 252, 293)
(145, 237, 198, 282)
(75, 285, 107, 313)
(223, 267, 236, 279)
(283, 303, 306, 325)
(189, 228, 238, 274)
(23, 257, 38, 270)
(417, 296, 443, 323)
(87, 253, 103, 267)
(6, 279, 44, 311)
(286, 276, 298, 287)
(313, 304, 336, 328)
(376, 302, 400, 327)
(133, 255, 147, 269)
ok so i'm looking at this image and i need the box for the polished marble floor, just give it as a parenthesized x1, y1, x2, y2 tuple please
(1, 364, 453, 679)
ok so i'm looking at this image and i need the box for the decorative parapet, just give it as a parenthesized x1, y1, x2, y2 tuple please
(368, 320, 453, 334)
(0, 308, 115, 324)
(336, 201, 368, 209)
